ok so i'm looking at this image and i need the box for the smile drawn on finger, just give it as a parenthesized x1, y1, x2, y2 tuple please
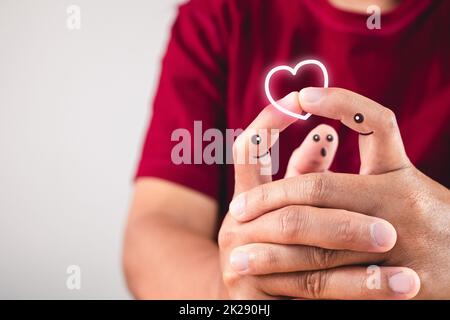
(353, 113, 374, 136)
(253, 150, 270, 159)
(250, 134, 269, 159)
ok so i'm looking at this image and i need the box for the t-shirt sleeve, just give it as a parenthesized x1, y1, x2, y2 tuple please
(135, 0, 229, 200)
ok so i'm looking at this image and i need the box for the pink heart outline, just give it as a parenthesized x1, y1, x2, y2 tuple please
(264, 59, 329, 120)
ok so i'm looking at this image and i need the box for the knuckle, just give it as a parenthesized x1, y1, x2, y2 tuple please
(218, 226, 237, 250)
(327, 88, 344, 103)
(222, 269, 240, 288)
(404, 188, 428, 221)
(244, 184, 270, 216)
(306, 174, 327, 202)
(334, 216, 357, 244)
(409, 192, 426, 213)
(258, 183, 270, 203)
(381, 108, 398, 131)
(262, 246, 279, 268)
(296, 271, 328, 299)
(278, 206, 304, 241)
(306, 247, 338, 269)
(397, 170, 427, 216)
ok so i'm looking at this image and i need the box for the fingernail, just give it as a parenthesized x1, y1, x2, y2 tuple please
(230, 251, 249, 272)
(388, 272, 415, 294)
(299, 87, 325, 104)
(229, 193, 246, 218)
(370, 222, 396, 248)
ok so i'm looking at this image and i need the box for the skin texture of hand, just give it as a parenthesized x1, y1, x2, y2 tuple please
(124, 178, 227, 299)
(227, 88, 450, 299)
(219, 91, 419, 299)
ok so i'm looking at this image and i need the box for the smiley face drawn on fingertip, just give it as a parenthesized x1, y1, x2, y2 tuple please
(251, 134, 270, 159)
(312, 132, 335, 158)
(353, 113, 374, 136)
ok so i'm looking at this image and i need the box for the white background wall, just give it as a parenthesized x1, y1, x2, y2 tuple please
(0, 0, 183, 299)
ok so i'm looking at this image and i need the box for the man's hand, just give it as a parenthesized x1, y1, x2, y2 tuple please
(219, 91, 415, 299)
(228, 88, 450, 299)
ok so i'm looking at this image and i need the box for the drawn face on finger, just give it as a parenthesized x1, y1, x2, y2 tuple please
(312, 131, 336, 158)
(250, 133, 270, 160)
(352, 113, 374, 136)
(243, 128, 279, 176)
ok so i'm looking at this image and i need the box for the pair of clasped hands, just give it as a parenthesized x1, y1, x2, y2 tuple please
(218, 87, 450, 300)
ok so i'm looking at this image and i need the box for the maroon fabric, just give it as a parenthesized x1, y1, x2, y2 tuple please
(136, 0, 450, 216)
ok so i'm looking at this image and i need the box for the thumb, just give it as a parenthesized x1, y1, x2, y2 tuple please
(284, 124, 339, 178)
(232, 92, 301, 196)
(299, 88, 410, 175)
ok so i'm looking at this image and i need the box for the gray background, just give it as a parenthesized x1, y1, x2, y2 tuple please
(0, 0, 183, 299)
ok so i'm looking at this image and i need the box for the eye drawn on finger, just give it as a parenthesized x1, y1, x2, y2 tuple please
(321, 133, 337, 157)
(312, 132, 338, 158)
(353, 113, 374, 136)
(311, 131, 338, 158)
(313, 134, 320, 142)
(250, 133, 270, 159)
(354, 113, 364, 123)
(319, 133, 336, 157)
(284, 124, 338, 178)
(251, 134, 262, 145)
(326, 134, 334, 142)
(312, 134, 327, 157)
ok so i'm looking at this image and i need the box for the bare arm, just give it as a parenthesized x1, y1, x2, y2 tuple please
(123, 178, 227, 299)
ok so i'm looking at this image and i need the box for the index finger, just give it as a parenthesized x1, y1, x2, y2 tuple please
(232, 92, 302, 195)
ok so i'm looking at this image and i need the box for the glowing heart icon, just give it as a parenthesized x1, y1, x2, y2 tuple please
(264, 59, 329, 120)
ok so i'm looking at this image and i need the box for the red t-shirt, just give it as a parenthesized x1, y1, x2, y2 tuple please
(136, 0, 450, 217)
